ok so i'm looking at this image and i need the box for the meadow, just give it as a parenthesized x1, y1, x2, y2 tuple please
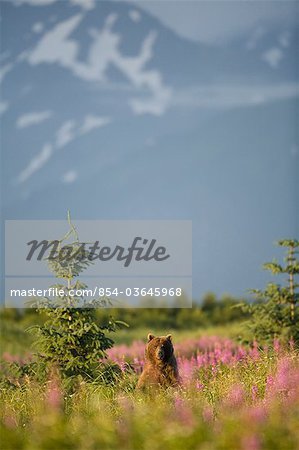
(1, 316, 299, 450)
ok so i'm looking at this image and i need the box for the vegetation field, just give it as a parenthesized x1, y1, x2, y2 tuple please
(1, 314, 299, 450)
(1, 239, 298, 449)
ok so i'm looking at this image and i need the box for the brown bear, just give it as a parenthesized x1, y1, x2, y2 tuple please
(137, 333, 179, 389)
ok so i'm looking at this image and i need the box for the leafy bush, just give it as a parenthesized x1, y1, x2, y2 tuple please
(244, 239, 299, 345)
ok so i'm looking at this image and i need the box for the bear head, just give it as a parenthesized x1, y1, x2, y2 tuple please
(146, 333, 174, 363)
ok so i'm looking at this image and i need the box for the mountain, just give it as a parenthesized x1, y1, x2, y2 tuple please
(1, 0, 298, 298)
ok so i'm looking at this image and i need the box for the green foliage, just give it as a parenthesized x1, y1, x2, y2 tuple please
(28, 308, 118, 382)
(93, 293, 248, 332)
(244, 239, 299, 344)
(27, 213, 122, 383)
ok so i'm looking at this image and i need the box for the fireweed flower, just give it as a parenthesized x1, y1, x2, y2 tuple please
(251, 385, 259, 401)
(246, 405, 268, 424)
(46, 378, 62, 410)
(289, 338, 295, 351)
(241, 434, 261, 450)
(2, 352, 21, 363)
(225, 384, 245, 408)
(173, 394, 194, 427)
(196, 381, 204, 390)
(119, 361, 127, 372)
(275, 357, 290, 392)
(264, 357, 298, 402)
(179, 358, 194, 384)
(273, 338, 281, 354)
(202, 405, 214, 423)
(249, 341, 260, 361)
(133, 357, 143, 373)
(237, 346, 247, 361)
(265, 375, 274, 395)
(107, 336, 251, 370)
(275, 357, 299, 401)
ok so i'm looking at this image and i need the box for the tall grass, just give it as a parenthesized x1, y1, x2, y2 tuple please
(1, 336, 298, 450)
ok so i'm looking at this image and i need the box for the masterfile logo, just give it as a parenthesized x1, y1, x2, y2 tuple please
(26, 237, 170, 267)
(5, 220, 192, 307)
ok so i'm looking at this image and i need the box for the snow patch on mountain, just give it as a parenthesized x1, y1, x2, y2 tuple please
(173, 82, 299, 109)
(80, 115, 111, 134)
(129, 10, 141, 23)
(26, 13, 171, 116)
(62, 170, 77, 183)
(70, 0, 95, 11)
(16, 111, 52, 128)
(17, 143, 53, 183)
(262, 47, 283, 68)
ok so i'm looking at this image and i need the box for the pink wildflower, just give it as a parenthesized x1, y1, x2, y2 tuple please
(226, 383, 245, 408)
(241, 435, 261, 450)
(46, 378, 62, 410)
(251, 385, 258, 401)
(196, 380, 204, 390)
(202, 405, 214, 423)
(174, 394, 194, 427)
(247, 405, 267, 423)
(273, 338, 281, 354)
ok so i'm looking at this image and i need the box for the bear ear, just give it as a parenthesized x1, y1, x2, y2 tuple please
(147, 333, 155, 342)
(166, 334, 172, 341)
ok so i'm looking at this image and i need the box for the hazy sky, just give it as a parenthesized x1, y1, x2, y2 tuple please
(128, 0, 299, 44)
(1, 0, 298, 300)
(10, 0, 299, 45)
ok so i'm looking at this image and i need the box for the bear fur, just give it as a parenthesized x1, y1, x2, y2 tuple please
(137, 333, 179, 389)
